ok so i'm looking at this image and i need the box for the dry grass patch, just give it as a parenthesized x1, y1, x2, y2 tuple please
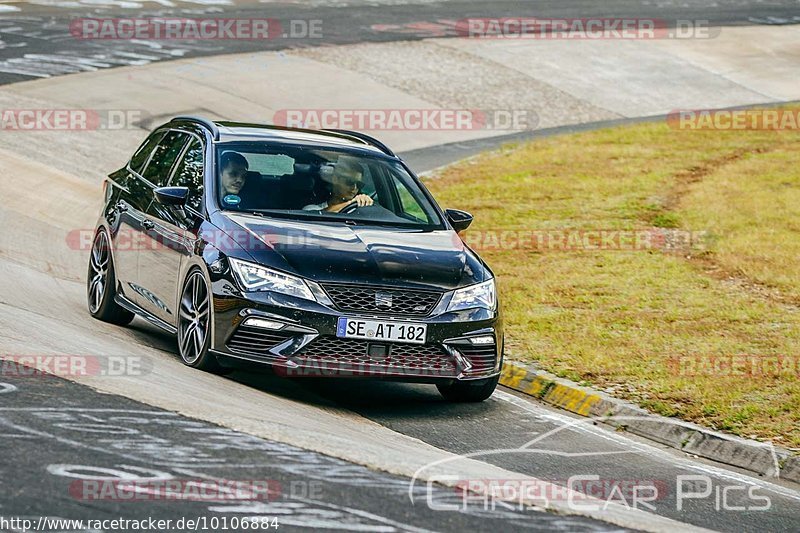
(424, 111, 800, 446)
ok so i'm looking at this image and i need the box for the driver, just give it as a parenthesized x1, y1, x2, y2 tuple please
(303, 157, 374, 212)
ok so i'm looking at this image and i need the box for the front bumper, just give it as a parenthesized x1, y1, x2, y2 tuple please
(208, 279, 503, 382)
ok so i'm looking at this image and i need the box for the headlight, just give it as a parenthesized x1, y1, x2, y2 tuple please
(446, 279, 496, 312)
(229, 258, 314, 301)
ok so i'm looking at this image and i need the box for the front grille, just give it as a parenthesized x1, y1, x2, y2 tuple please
(321, 283, 442, 317)
(293, 336, 457, 377)
(227, 325, 294, 357)
(455, 344, 497, 376)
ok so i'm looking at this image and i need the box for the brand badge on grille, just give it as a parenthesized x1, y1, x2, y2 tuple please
(375, 291, 393, 308)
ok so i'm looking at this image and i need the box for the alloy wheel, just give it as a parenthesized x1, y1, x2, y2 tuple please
(178, 271, 210, 364)
(87, 231, 110, 313)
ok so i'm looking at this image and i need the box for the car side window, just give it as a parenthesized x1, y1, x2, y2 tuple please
(142, 131, 190, 186)
(170, 138, 204, 212)
(129, 130, 165, 174)
(389, 173, 433, 224)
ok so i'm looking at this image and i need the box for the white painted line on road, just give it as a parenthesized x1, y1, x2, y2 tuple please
(0, 416, 175, 465)
(494, 390, 800, 502)
(177, 466, 438, 533)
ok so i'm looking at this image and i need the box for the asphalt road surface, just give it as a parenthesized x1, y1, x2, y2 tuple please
(0, 0, 798, 84)
(1, 370, 627, 532)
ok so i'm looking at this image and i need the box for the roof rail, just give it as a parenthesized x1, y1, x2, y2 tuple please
(213, 121, 384, 149)
(322, 129, 395, 157)
(171, 115, 220, 141)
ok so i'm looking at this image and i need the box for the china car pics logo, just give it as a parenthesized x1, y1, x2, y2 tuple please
(273, 109, 539, 131)
(69, 18, 322, 40)
(454, 477, 669, 506)
(442, 475, 770, 513)
(0, 109, 144, 131)
(408, 414, 777, 513)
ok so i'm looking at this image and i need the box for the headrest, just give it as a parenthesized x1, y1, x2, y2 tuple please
(282, 173, 315, 192)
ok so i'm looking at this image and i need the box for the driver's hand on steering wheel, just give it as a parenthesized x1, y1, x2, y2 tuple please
(352, 193, 374, 207)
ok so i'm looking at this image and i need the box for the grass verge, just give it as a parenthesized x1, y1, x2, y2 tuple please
(424, 108, 800, 447)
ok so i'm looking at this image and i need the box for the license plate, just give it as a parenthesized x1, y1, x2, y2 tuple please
(336, 317, 427, 344)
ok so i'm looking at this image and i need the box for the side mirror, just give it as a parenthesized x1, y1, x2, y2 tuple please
(154, 186, 189, 207)
(445, 208, 473, 232)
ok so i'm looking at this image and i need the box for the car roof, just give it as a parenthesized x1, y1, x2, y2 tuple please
(166, 116, 396, 158)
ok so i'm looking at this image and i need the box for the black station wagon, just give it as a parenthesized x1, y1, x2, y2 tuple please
(87, 116, 502, 401)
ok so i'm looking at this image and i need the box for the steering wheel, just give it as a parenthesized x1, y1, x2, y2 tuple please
(339, 201, 360, 214)
(339, 192, 377, 214)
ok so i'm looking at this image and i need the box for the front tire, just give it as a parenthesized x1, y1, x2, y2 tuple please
(437, 375, 499, 402)
(177, 268, 227, 374)
(87, 230, 134, 326)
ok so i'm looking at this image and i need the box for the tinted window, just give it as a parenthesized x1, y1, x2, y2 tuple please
(129, 130, 165, 174)
(170, 138, 204, 211)
(392, 174, 433, 224)
(142, 131, 189, 186)
(215, 143, 442, 228)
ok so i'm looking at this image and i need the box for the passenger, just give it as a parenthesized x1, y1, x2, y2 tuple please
(220, 151, 249, 199)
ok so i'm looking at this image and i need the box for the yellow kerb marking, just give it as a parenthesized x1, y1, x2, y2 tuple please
(524, 376, 551, 397)
(500, 365, 528, 388)
(544, 383, 601, 416)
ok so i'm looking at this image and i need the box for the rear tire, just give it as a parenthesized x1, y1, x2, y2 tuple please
(87, 230, 134, 326)
(437, 375, 499, 402)
(177, 268, 228, 374)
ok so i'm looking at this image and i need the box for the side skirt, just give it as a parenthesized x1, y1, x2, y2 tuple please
(115, 293, 178, 335)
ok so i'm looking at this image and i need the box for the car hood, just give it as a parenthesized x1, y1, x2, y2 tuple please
(221, 213, 487, 290)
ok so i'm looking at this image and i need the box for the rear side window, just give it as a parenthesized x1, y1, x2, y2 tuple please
(142, 131, 189, 186)
(170, 139, 204, 211)
(129, 130, 165, 174)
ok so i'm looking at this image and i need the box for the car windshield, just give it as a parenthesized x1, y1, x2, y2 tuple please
(215, 143, 443, 228)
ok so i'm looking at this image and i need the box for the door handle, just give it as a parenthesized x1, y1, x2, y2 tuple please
(142, 220, 155, 230)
